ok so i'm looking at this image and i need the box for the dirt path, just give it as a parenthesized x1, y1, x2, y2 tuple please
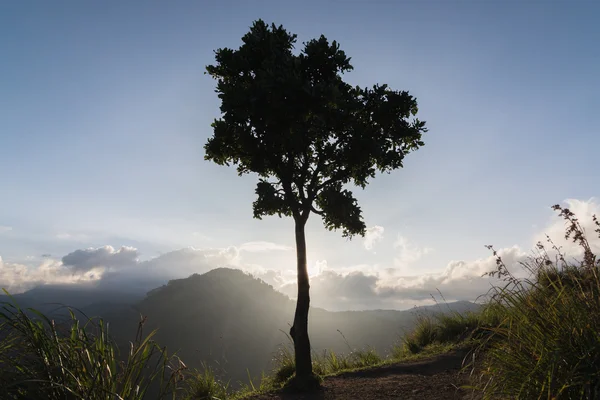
(250, 349, 478, 400)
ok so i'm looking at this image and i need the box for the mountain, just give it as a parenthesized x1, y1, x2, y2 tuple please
(0, 268, 480, 386)
(99, 269, 480, 385)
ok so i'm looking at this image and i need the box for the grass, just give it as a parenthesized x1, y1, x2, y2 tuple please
(229, 333, 390, 399)
(469, 205, 600, 399)
(399, 304, 504, 356)
(401, 311, 477, 355)
(250, 333, 384, 390)
(0, 293, 186, 399)
(387, 204, 600, 399)
(181, 364, 229, 400)
(0, 290, 471, 400)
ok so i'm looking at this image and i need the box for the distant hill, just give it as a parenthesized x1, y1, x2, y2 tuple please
(0, 284, 146, 316)
(0, 268, 480, 386)
(99, 268, 480, 385)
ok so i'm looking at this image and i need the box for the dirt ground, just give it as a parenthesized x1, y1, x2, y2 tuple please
(250, 349, 480, 400)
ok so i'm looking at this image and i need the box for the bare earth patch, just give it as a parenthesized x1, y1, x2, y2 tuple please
(250, 349, 479, 400)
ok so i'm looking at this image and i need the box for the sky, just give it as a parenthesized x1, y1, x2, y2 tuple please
(1, 0, 599, 310)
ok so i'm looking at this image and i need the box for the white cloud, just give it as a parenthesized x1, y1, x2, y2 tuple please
(1, 245, 243, 294)
(62, 245, 139, 272)
(278, 245, 528, 310)
(0, 256, 104, 294)
(141, 246, 241, 278)
(247, 267, 293, 288)
(0, 226, 12, 234)
(2, 240, 529, 308)
(393, 235, 433, 271)
(534, 198, 600, 258)
(4, 197, 600, 308)
(56, 232, 90, 242)
(0, 239, 529, 308)
(363, 226, 384, 250)
(191, 232, 211, 241)
(239, 241, 292, 253)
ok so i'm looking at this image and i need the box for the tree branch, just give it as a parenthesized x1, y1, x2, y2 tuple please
(294, 178, 307, 202)
(297, 149, 311, 202)
(307, 153, 326, 200)
(310, 206, 324, 216)
(315, 168, 349, 191)
(281, 177, 301, 220)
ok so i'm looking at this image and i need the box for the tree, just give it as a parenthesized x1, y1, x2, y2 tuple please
(204, 20, 427, 383)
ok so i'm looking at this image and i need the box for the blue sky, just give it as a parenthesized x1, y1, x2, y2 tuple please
(0, 1, 599, 309)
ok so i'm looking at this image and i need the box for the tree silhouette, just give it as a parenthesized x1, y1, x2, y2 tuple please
(204, 20, 427, 382)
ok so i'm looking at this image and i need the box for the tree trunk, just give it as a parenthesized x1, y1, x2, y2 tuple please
(290, 216, 313, 378)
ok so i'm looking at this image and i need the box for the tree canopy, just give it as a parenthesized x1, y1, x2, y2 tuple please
(205, 20, 427, 233)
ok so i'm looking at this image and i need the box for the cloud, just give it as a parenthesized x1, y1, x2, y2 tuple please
(191, 232, 211, 241)
(278, 245, 528, 310)
(534, 198, 600, 258)
(363, 226, 384, 250)
(393, 235, 433, 271)
(247, 268, 293, 288)
(0, 226, 12, 234)
(0, 237, 530, 308)
(62, 246, 139, 272)
(61, 245, 243, 287)
(0, 256, 104, 293)
(1, 241, 528, 308)
(1, 245, 243, 294)
(4, 197, 600, 307)
(56, 232, 90, 242)
(239, 241, 292, 253)
(140, 246, 241, 278)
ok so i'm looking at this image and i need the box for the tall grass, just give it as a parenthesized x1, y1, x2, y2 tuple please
(0, 295, 185, 399)
(399, 305, 502, 356)
(473, 205, 600, 399)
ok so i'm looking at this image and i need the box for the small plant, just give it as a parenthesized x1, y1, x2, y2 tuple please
(235, 370, 276, 398)
(272, 345, 295, 385)
(324, 349, 352, 372)
(182, 364, 230, 400)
